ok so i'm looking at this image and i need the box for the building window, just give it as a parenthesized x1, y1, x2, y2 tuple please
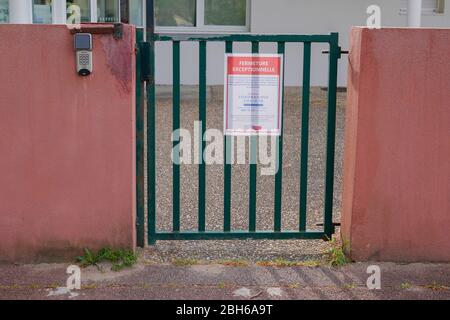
(155, 0, 196, 27)
(33, 0, 53, 24)
(204, 0, 247, 26)
(67, 0, 91, 23)
(129, 0, 143, 27)
(3, 0, 142, 27)
(436, 0, 446, 13)
(97, 0, 120, 22)
(155, 0, 250, 32)
(400, 0, 445, 15)
(0, 0, 8, 23)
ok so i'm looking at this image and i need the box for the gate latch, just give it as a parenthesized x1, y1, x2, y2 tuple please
(322, 48, 349, 59)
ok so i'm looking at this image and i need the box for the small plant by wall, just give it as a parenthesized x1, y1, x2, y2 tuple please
(77, 248, 137, 271)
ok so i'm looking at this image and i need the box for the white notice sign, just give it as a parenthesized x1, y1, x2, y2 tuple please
(224, 54, 283, 136)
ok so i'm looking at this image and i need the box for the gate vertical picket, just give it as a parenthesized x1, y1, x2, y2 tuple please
(172, 41, 181, 232)
(223, 41, 233, 233)
(248, 41, 259, 232)
(198, 41, 207, 232)
(299, 42, 311, 232)
(273, 42, 286, 232)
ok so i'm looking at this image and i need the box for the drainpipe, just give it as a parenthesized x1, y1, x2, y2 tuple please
(9, 0, 32, 24)
(407, 0, 422, 27)
(53, 0, 67, 24)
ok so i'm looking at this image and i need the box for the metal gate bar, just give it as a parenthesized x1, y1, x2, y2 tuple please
(224, 41, 233, 233)
(138, 33, 342, 245)
(300, 42, 311, 232)
(199, 41, 207, 232)
(135, 28, 145, 247)
(249, 41, 259, 232)
(274, 41, 285, 232)
(172, 40, 181, 232)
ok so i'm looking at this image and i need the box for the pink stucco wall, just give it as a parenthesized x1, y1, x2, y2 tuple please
(342, 28, 450, 262)
(0, 24, 136, 262)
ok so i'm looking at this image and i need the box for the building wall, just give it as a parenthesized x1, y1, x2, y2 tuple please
(0, 24, 136, 262)
(154, 0, 450, 86)
(342, 27, 450, 262)
(2, 1, 449, 86)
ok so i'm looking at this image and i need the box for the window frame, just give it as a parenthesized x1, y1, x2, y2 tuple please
(399, 0, 445, 16)
(66, 0, 92, 23)
(7, 0, 251, 30)
(155, 0, 251, 34)
(0, 0, 9, 24)
(32, 0, 54, 24)
(95, 0, 120, 23)
(29, 0, 145, 28)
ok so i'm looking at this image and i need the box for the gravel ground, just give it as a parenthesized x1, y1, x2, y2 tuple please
(144, 86, 346, 262)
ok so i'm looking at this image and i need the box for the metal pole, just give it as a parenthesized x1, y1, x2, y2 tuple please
(146, 0, 155, 39)
(145, 0, 156, 245)
(407, 0, 422, 27)
(135, 0, 147, 246)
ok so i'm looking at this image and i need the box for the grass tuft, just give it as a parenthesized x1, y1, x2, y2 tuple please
(172, 258, 200, 266)
(343, 283, 357, 290)
(424, 282, 450, 291)
(400, 282, 412, 289)
(324, 236, 349, 267)
(217, 259, 249, 267)
(256, 259, 321, 268)
(76, 248, 137, 271)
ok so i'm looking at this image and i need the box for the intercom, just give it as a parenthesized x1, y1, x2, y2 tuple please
(74, 33, 93, 76)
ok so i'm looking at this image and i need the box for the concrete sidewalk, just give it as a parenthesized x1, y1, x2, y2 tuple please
(0, 261, 449, 300)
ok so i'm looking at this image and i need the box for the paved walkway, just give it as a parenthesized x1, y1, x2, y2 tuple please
(1, 261, 449, 300)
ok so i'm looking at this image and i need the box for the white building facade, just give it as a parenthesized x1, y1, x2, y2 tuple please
(1, 0, 449, 86)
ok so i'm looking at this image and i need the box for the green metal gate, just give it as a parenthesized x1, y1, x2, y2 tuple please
(136, 30, 342, 246)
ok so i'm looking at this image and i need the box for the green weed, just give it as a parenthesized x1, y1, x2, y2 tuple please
(400, 282, 412, 289)
(172, 258, 199, 266)
(324, 237, 349, 267)
(76, 248, 137, 271)
(256, 259, 321, 268)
